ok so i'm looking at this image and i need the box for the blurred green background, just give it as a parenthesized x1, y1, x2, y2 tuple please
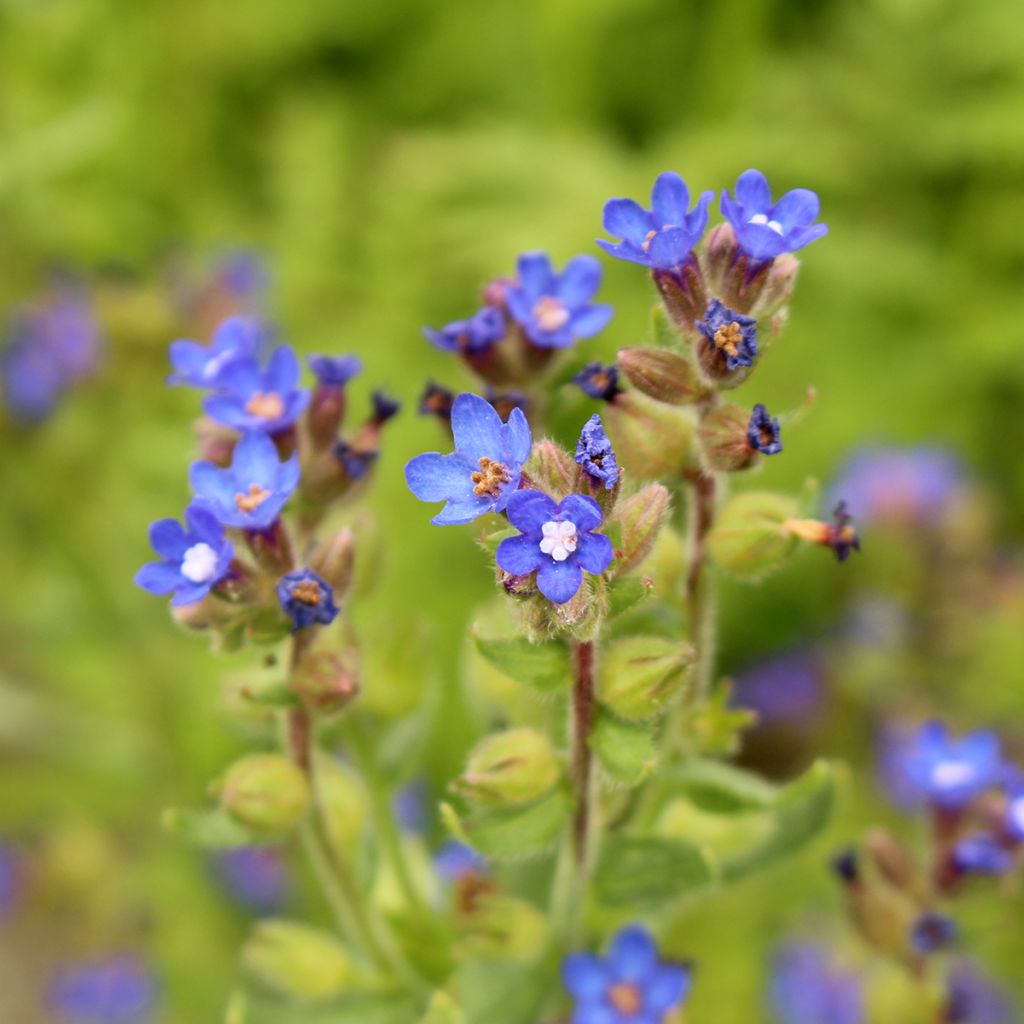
(1, 0, 1023, 1019)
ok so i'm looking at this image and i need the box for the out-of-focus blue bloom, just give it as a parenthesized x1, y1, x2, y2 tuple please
(307, 354, 362, 388)
(827, 502, 861, 563)
(496, 491, 614, 604)
(562, 925, 692, 1024)
(910, 912, 958, 955)
(770, 942, 864, 1024)
(189, 431, 299, 530)
(828, 447, 965, 526)
(49, 955, 158, 1024)
(947, 963, 1018, 1024)
(505, 252, 612, 349)
(697, 299, 758, 371)
(215, 250, 269, 301)
(748, 404, 783, 456)
(334, 441, 378, 480)
(424, 306, 506, 354)
(434, 841, 486, 881)
(1003, 772, 1024, 842)
(393, 781, 428, 834)
(598, 172, 715, 271)
(483, 387, 530, 421)
(0, 843, 20, 919)
(575, 414, 619, 490)
(732, 651, 825, 727)
(405, 393, 531, 525)
(276, 569, 339, 632)
(135, 506, 234, 606)
(884, 721, 1003, 811)
(212, 846, 288, 916)
(418, 382, 455, 421)
(721, 169, 829, 262)
(203, 345, 309, 434)
(371, 390, 401, 424)
(952, 835, 1015, 876)
(168, 316, 262, 389)
(572, 362, 622, 401)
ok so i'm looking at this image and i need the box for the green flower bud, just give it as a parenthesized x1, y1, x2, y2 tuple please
(291, 649, 359, 715)
(453, 728, 561, 808)
(218, 754, 311, 835)
(241, 919, 352, 1002)
(604, 392, 695, 480)
(617, 347, 708, 406)
(611, 483, 670, 574)
(707, 491, 799, 581)
(697, 404, 758, 472)
(458, 893, 550, 959)
(597, 636, 695, 722)
(524, 439, 575, 500)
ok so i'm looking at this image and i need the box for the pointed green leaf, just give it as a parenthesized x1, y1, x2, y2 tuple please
(607, 575, 654, 618)
(472, 633, 570, 692)
(591, 709, 657, 787)
(662, 758, 778, 813)
(594, 835, 718, 908)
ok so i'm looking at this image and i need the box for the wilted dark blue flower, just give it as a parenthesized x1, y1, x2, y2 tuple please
(562, 925, 692, 1024)
(827, 502, 860, 562)
(598, 172, 715, 271)
(572, 362, 622, 401)
(189, 431, 299, 530)
(212, 846, 289, 916)
(721, 169, 829, 262)
(334, 441, 378, 480)
(49, 955, 158, 1024)
(405, 392, 531, 525)
(748, 404, 783, 455)
(505, 252, 612, 349)
(910, 912, 959, 955)
(307, 354, 362, 388)
(496, 491, 614, 604)
(276, 569, 339, 632)
(770, 943, 864, 1024)
(733, 650, 824, 727)
(575, 414, 619, 490)
(371, 390, 401, 424)
(434, 841, 487, 881)
(419, 382, 455, 421)
(424, 306, 506, 354)
(168, 316, 263, 389)
(831, 849, 860, 886)
(952, 834, 1015, 876)
(946, 963, 1018, 1024)
(697, 298, 758, 371)
(135, 505, 234, 606)
(203, 345, 309, 434)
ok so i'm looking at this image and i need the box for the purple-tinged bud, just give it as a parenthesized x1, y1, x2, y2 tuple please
(572, 361, 622, 401)
(245, 518, 295, 577)
(482, 277, 516, 311)
(617, 346, 708, 406)
(241, 919, 352, 1002)
(304, 355, 362, 450)
(291, 650, 359, 715)
(453, 728, 561, 808)
(910, 912, 958, 956)
(696, 222, 780, 315)
(419, 381, 455, 423)
(603, 391, 695, 480)
(708, 491, 799, 580)
(832, 848, 861, 886)
(747, 404, 783, 456)
(750, 253, 800, 319)
(525, 439, 576, 500)
(697, 404, 760, 472)
(612, 483, 670, 574)
(651, 255, 708, 336)
(218, 754, 312, 835)
(308, 528, 355, 597)
(573, 414, 620, 512)
(784, 502, 861, 563)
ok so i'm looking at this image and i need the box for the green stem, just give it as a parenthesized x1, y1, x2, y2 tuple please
(684, 468, 718, 705)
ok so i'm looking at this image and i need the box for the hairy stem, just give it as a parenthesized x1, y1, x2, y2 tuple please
(685, 468, 718, 704)
(571, 639, 597, 867)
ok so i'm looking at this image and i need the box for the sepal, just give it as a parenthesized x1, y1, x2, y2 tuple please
(453, 728, 562, 809)
(597, 635, 695, 722)
(707, 490, 799, 580)
(618, 347, 708, 406)
(604, 391, 695, 480)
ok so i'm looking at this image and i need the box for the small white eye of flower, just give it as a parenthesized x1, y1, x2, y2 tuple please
(180, 542, 219, 583)
(539, 520, 578, 562)
(748, 212, 784, 235)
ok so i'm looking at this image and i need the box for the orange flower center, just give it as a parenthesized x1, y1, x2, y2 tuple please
(471, 457, 511, 497)
(291, 580, 322, 605)
(234, 483, 272, 514)
(244, 391, 285, 420)
(713, 321, 743, 358)
(532, 296, 570, 332)
(608, 982, 643, 1016)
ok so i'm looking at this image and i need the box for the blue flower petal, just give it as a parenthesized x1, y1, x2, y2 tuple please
(595, 239, 650, 266)
(570, 304, 613, 339)
(265, 346, 300, 393)
(603, 199, 652, 244)
(134, 561, 181, 595)
(503, 406, 533, 467)
(537, 559, 583, 604)
(167, 340, 210, 384)
(148, 518, 188, 559)
(570, 1007, 619, 1024)
(772, 188, 820, 231)
(506, 489, 558, 534)
(189, 461, 236, 509)
(650, 171, 690, 225)
(504, 289, 534, 326)
(215, 355, 263, 397)
(172, 581, 213, 607)
(784, 223, 830, 252)
(516, 252, 555, 299)
(556, 255, 602, 306)
(404, 452, 475, 503)
(277, 452, 301, 495)
(575, 532, 614, 575)
(431, 496, 491, 525)
(496, 534, 544, 576)
(563, 953, 609, 1000)
(736, 223, 787, 261)
(608, 926, 658, 983)
(644, 963, 692, 1013)
(558, 494, 603, 533)
(450, 393, 505, 464)
(185, 503, 225, 540)
(734, 168, 771, 210)
(233, 431, 276, 484)
(647, 228, 693, 270)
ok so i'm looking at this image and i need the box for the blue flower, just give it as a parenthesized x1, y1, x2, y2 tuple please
(697, 299, 758, 371)
(747, 404, 783, 455)
(168, 316, 262, 388)
(371, 390, 401, 424)
(212, 846, 289, 916)
(891, 721, 1003, 810)
(189, 431, 299, 530)
(562, 925, 692, 1024)
(496, 491, 614, 604)
(721, 169, 829, 262)
(434, 841, 487, 882)
(419, 381, 455, 420)
(910, 912, 959, 955)
(770, 943, 864, 1024)
(575, 414, 620, 490)
(827, 502, 861, 562)
(307, 354, 362, 388)
(424, 306, 506, 353)
(334, 441, 378, 480)
(952, 834, 1015, 876)
(393, 780, 428, 834)
(135, 505, 234, 606)
(505, 252, 612, 349)
(1003, 772, 1024, 842)
(405, 392, 531, 525)
(277, 569, 339, 632)
(733, 650, 824, 728)
(49, 955, 158, 1024)
(572, 362, 622, 401)
(946, 963, 1017, 1024)
(203, 345, 310, 434)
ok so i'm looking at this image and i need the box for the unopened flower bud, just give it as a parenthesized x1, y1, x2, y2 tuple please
(603, 391, 695, 480)
(651, 256, 707, 335)
(194, 416, 238, 467)
(598, 636, 695, 722)
(697, 404, 759, 472)
(306, 385, 346, 451)
(241, 919, 352, 1002)
(453, 728, 561, 808)
(750, 253, 800, 319)
(617, 347, 707, 406)
(525, 439, 576, 500)
(218, 754, 311, 835)
(708, 490, 799, 580)
(308, 528, 355, 597)
(458, 893, 549, 959)
(611, 483, 670, 574)
(291, 649, 359, 715)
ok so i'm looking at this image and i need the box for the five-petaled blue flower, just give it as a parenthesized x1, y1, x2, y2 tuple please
(697, 298, 758, 371)
(203, 345, 310, 434)
(573, 361, 622, 401)
(168, 316, 263, 389)
(276, 568, 340, 632)
(562, 925, 692, 1024)
(307, 354, 362, 388)
(505, 252, 612, 349)
(575, 414, 620, 490)
(405, 392, 531, 525)
(49, 954, 158, 1024)
(747, 404, 783, 455)
(770, 942, 864, 1024)
(189, 431, 300, 530)
(135, 505, 234, 606)
(598, 171, 715, 271)
(721, 169, 829, 262)
(952, 834, 1015, 876)
(496, 491, 613, 604)
(424, 306, 506, 354)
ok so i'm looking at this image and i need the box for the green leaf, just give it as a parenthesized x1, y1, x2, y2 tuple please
(472, 633, 570, 692)
(675, 681, 756, 757)
(590, 709, 657, 787)
(161, 806, 265, 849)
(661, 759, 778, 813)
(244, 992, 419, 1024)
(418, 993, 464, 1024)
(607, 575, 654, 618)
(456, 957, 553, 1024)
(594, 835, 718, 908)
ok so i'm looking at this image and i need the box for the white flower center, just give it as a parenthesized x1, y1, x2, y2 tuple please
(748, 212, 784, 235)
(532, 296, 570, 332)
(932, 761, 974, 789)
(539, 520, 578, 562)
(180, 542, 219, 583)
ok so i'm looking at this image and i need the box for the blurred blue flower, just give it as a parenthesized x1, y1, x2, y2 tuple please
(827, 502, 861, 562)
(189, 431, 299, 530)
(572, 361, 622, 401)
(212, 846, 289, 916)
(748, 403, 783, 455)
(505, 252, 612, 349)
(952, 834, 1015, 876)
(0, 843, 20, 919)
(1003, 771, 1024, 842)
(135, 505, 234, 606)
(371, 390, 401, 424)
(697, 298, 758, 371)
(721, 169, 829, 262)
(732, 651, 825, 727)
(434, 841, 486, 881)
(215, 250, 269, 301)
(910, 911, 959, 955)
(168, 315, 262, 389)
(276, 569, 339, 632)
(575, 414, 619, 490)
(307, 354, 362, 388)
(598, 171, 715, 270)
(393, 780, 428, 834)
(49, 955, 158, 1024)
(418, 382, 456, 421)
(203, 345, 309, 434)
(562, 925, 692, 1024)
(496, 491, 613, 604)
(405, 392, 531, 525)
(424, 306, 506, 354)
(947, 963, 1018, 1024)
(770, 942, 863, 1024)
(334, 441, 378, 480)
